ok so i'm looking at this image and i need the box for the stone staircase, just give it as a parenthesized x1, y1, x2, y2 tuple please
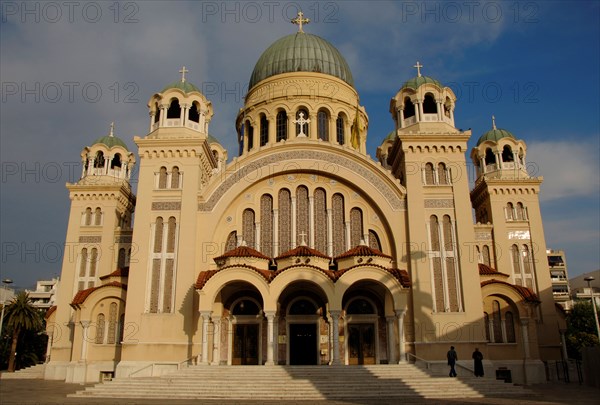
(71, 364, 535, 401)
(0, 363, 45, 379)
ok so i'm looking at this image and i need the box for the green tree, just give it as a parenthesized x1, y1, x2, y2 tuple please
(3, 292, 43, 372)
(566, 301, 599, 359)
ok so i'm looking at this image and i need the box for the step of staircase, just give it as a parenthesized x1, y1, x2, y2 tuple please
(0, 363, 46, 379)
(70, 364, 535, 401)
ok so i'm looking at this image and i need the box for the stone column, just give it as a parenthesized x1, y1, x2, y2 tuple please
(345, 221, 351, 250)
(326, 208, 333, 257)
(291, 196, 297, 247)
(268, 115, 276, 145)
(395, 309, 406, 362)
(521, 318, 530, 359)
(399, 109, 404, 128)
(265, 311, 276, 365)
(417, 102, 423, 122)
(329, 310, 341, 365)
(159, 105, 167, 127)
(309, 113, 317, 140)
(288, 113, 295, 140)
(328, 116, 335, 144)
(386, 316, 396, 363)
(200, 312, 211, 364)
(149, 112, 155, 132)
(211, 316, 221, 365)
(181, 104, 188, 127)
(80, 320, 90, 361)
(255, 222, 260, 251)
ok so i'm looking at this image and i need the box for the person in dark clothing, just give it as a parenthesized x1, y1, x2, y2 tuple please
(472, 348, 484, 377)
(447, 346, 458, 377)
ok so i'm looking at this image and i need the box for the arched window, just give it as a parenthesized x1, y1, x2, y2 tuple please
(317, 110, 329, 141)
(246, 121, 254, 151)
(484, 312, 490, 341)
(485, 148, 495, 165)
(111, 153, 122, 169)
(505, 311, 516, 343)
(154, 103, 160, 123)
(242, 209, 255, 248)
(295, 109, 309, 137)
(511, 244, 521, 285)
(332, 194, 346, 256)
(516, 202, 525, 220)
(260, 194, 273, 257)
(289, 299, 317, 315)
(482, 245, 491, 267)
(79, 248, 88, 277)
(149, 216, 178, 314)
(437, 163, 448, 185)
(84, 207, 92, 226)
(502, 145, 514, 162)
(368, 230, 382, 252)
(276, 111, 287, 141)
(259, 114, 268, 146)
(336, 114, 345, 145)
(118, 313, 125, 344)
(95, 313, 105, 344)
(350, 208, 363, 247)
(154, 217, 164, 253)
(94, 208, 102, 226)
(225, 231, 237, 252)
(166, 98, 181, 119)
(404, 97, 415, 118)
(278, 189, 292, 253)
(429, 215, 444, 311)
(171, 166, 180, 189)
(107, 302, 117, 344)
(89, 248, 98, 279)
(94, 151, 105, 168)
(424, 163, 435, 185)
(347, 298, 375, 315)
(158, 167, 167, 189)
(423, 93, 437, 114)
(188, 102, 200, 123)
(493, 300, 503, 343)
(314, 188, 327, 254)
(118, 248, 126, 268)
(296, 186, 310, 245)
(506, 203, 514, 220)
(443, 215, 459, 311)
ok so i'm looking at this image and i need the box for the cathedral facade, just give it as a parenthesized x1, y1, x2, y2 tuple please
(45, 24, 562, 384)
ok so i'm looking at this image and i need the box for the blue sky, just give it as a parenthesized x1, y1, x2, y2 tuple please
(1, 1, 598, 290)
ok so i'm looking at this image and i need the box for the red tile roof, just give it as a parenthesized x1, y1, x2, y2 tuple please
(276, 245, 330, 260)
(478, 263, 509, 277)
(45, 305, 57, 319)
(70, 281, 127, 308)
(481, 279, 540, 303)
(335, 245, 392, 260)
(213, 246, 271, 262)
(99, 267, 130, 280)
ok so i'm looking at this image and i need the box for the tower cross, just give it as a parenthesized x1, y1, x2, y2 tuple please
(413, 61, 423, 77)
(179, 66, 189, 83)
(298, 231, 307, 246)
(492, 115, 497, 130)
(292, 112, 310, 137)
(109, 122, 115, 137)
(291, 11, 310, 33)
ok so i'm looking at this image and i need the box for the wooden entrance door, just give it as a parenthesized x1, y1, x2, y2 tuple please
(348, 323, 376, 365)
(289, 323, 318, 365)
(232, 324, 259, 365)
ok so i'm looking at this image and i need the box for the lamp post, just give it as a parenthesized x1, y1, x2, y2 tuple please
(584, 276, 600, 342)
(0, 279, 14, 339)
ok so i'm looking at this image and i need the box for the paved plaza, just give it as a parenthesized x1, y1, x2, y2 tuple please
(0, 378, 598, 405)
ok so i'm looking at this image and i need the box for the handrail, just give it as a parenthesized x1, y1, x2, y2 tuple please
(405, 352, 431, 369)
(177, 356, 197, 370)
(129, 363, 154, 378)
(129, 357, 197, 378)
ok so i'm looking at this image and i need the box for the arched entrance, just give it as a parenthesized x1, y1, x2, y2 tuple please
(231, 298, 261, 365)
(278, 281, 329, 365)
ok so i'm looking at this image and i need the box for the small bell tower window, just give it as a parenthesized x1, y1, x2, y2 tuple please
(423, 93, 437, 114)
(188, 102, 200, 123)
(166, 98, 181, 119)
(485, 148, 495, 165)
(502, 145, 514, 163)
(404, 97, 415, 118)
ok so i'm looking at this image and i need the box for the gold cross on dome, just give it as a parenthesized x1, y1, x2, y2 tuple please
(291, 11, 310, 33)
(413, 61, 423, 77)
(179, 66, 189, 83)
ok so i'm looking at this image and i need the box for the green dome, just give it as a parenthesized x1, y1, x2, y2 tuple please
(207, 134, 221, 145)
(476, 128, 516, 146)
(92, 135, 129, 151)
(385, 130, 396, 142)
(401, 75, 442, 90)
(249, 33, 354, 90)
(161, 80, 200, 93)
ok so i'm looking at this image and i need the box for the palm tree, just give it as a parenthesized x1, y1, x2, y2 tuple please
(3, 292, 42, 372)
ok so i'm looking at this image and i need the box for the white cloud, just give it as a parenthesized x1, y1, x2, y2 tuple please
(527, 140, 600, 201)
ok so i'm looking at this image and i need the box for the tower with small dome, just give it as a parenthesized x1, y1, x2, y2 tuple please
(46, 14, 562, 386)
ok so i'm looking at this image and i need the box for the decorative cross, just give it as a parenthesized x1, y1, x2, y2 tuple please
(492, 115, 497, 130)
(298, 231, 307, 246)
(179, 66, 189, 83)
(109, 122, 115, 137)
(413, 61, 423, 77)
(291, 11, 310, 33)
(293, 112, 310, 137)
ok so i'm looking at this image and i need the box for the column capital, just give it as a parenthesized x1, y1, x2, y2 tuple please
(264, 311, 276, 318)
(328, 310, 342, 318)
(80, 320, 91, 328)
(395, 309, 407, 318)
(520, 317, 530, 326)
(200, 311, 212, 320)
